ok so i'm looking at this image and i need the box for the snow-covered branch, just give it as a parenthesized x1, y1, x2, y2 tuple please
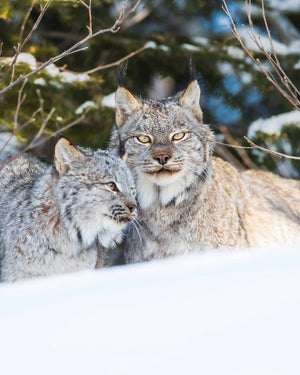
(0, 0, 142, 97)
(0, 0, 143, 166)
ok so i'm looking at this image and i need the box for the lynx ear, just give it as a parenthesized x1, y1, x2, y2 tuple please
(55, 137, 86, 175)
(179, 80, 203, 122)
(115, 87, 142, 128)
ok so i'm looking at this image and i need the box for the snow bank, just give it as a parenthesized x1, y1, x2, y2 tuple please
(247, 110, 300, 138)
(1, 245, 300, 375)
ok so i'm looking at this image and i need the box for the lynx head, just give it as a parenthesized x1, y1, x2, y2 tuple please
(110, 80, 214, 209)
(54, 137, 136, 248)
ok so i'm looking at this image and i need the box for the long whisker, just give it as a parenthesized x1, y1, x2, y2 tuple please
(134, 218, 149, 237)
(131, 220, 143, 245)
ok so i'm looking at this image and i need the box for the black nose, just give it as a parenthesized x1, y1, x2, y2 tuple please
(127, 203, 137, 213)
(156, 154, 170, 165)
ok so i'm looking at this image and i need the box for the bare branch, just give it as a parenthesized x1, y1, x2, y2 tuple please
(19, 0, 37, 44)
(14, 78, 28, 132)
(0, 0, 143, 165)
(30, 108, 92, 150)
(0, 0, 141, 97)
(78, 0, 93, 34)
(222, 0, 300, 111)
(216, 135, 300, 162)
(0, 0, 53, 85)
(0, 107, 55, 171)
(244, 137, 300, 160)
(82, 44, 147, 74)
(218, 125, 259, 169)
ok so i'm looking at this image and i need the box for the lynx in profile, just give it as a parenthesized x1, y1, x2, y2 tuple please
(0, 137, 136, 282)
(109, 79, 300, 263)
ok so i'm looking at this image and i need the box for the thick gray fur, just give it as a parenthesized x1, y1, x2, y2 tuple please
(109, 81, 300, 263)
(0, 138, 136, 282)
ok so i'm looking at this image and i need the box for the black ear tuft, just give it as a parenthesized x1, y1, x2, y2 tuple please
(117, 127, 126, 158)
(189, 58, 197, 83)
(117, 63, 128, 88)
(56, 122, 64, 140)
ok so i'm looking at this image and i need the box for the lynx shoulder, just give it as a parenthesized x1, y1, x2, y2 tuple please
(109, 80, 300, 263)
(0, 137, 136, 281)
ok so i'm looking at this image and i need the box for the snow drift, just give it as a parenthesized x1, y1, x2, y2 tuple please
(0, 245, 299, 375)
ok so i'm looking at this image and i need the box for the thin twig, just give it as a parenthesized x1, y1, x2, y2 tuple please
(215, 137, 300, 161)
(0, 107, 55, 170)
(244, 136, 300, 160)
(82, 44, 147, 74)
(222, 0, 300, 111)
(30, 108, 91, 149)
(0, 0, 53, 84)
(19, 0, 37, 44)
(0, 88, 46, 157)
(14, 78, 28, 132)
(0, 0, 141, 96)
(218, 125, 258, 169)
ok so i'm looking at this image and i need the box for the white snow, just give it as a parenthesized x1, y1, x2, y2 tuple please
(75, 100, 96, 114)
(238, 27, 300, 56)
(266, 0, 300, 12)
(45, 63, 60, 77)
(192, 36, 210, 47)
(247, 110, 300, 138)
(59, 71, 90, 83)
(2, 54, 90, 84)
(180, 43, 200, 52)
(34, 77, 46, 86)
(6, 52, 37, 70)
(144, 41, 157, 49)
(102, 92, 116, 109)
(226, 46, 245, 59)
(158, 44, 170, 52)
(217, 61, 235, 76)
(1, 245, 300, 375)
(240, 71, 253, 84)
(294, 59, 300, 69)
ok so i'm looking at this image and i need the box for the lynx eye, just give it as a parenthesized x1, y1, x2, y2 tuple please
(105, 182, 119, 192)
(172, 132, 186, 141)
(136, 135, 151, 144)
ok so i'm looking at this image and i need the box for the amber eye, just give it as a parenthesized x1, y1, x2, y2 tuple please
(137, 135, 151, 144)
(172, 132, 186, 141)
(106, 182, 119, 192)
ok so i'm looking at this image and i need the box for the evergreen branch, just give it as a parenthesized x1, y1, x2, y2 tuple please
(0, 0, 142, 97)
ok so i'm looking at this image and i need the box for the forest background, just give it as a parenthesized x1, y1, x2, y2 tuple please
(0, 0, 300, 177)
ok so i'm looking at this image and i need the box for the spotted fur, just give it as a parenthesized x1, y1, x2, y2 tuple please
(109, 80, 300, 263)
(0, 138, 136, 281)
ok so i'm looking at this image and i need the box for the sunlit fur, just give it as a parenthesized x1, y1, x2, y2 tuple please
(0, 139, 136, 282)
(110, 81, 300, 263)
